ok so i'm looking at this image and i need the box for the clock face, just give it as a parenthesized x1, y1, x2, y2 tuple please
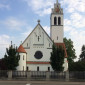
(34, 51, 43, 59)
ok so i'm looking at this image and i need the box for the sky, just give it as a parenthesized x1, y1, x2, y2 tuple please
(0, 0, 85, 60)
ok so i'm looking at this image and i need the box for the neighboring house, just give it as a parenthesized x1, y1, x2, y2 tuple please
(17, 0, 68, 71)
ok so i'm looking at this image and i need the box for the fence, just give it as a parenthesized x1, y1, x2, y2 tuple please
(12, 71, 27, 78)
(1, 70, 85, 81)
(69, 71, 85, 80)
(0, 70, 8, 78)
(50, 71, 65, 80)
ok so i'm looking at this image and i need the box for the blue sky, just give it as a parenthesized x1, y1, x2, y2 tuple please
(0, 0, 85, 60)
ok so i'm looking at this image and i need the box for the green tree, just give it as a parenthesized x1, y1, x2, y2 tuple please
(50, 43, 65, 71)
(69, 61, 85, 71)
(79, 45, 85, 61)
(64, 38, 76, 63)
(4, 42, 19, 70)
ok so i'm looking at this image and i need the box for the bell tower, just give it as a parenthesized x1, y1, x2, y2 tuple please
(50, 0, 63, 43)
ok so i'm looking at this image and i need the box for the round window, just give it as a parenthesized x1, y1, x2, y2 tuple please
(34, 51, 43, 59)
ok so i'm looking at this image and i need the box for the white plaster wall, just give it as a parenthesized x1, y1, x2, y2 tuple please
(17, 53, 26, 71)
(63, 58, 68, 71)
(23, 25, 53, 62)
(26, 64, 53, 71)
(50, 14, 63, 43)
(22, 24, 68, 71)
(51, 26, 63, 43)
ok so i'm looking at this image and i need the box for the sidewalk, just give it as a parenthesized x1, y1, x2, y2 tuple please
(0, 81, 85, 85)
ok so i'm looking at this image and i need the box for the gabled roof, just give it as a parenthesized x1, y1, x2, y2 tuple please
(55, 43, 68, 58)
(22, 23, 53, 45)
(17, 45, 26, 53)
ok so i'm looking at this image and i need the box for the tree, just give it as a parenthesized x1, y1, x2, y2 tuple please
(0, 58, 7, 70)
(50, 43, 65, 71)
(69, 61, 85, 71)
(79, 45, 85, 61)
(4, 42, 19, 70)
(69, 45, 85, 71)
(64, 38, 76, 63)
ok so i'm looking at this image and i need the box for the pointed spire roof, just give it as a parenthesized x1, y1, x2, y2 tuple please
(17, 45, 26, 53)
(57, 0, 58, 3)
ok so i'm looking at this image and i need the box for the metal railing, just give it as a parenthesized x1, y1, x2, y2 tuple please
(69, 71, 85, 79)
(0, 70, 8, 78)
(31, 71, 46, 79)
(1, 70, 85, 81)
(12, 71, 27, 78)
(50, 71, 65, 79)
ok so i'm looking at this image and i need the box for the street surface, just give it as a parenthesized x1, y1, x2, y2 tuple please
(0, 81, 85, 85)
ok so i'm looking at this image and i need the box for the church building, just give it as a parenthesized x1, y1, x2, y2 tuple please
(17, 0, 68, 71)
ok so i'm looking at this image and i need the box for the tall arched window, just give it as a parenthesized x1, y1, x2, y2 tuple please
(37, 66, 39, 71)
(27, 66, 29, 71)
(58, 17, 61, 25)
(54, 17, 57, 25)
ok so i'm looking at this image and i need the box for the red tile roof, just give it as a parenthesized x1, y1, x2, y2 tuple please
(17, 45, 26, 53)
(55, 43, 68, 58)
(26, 61, 50, 64)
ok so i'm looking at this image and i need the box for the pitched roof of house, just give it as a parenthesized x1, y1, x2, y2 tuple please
(55, 43, 68, 58)
(17, 45, 26, 53)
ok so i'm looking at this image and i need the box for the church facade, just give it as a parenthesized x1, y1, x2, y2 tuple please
(17, 0, 68, 71)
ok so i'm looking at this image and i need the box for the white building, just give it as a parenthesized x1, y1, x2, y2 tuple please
(17, 0, 68, 71)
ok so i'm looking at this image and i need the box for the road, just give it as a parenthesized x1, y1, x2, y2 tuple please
(0, 81, 85, 85)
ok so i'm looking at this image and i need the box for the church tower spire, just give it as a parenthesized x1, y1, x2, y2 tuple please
(57, 0, 58, 3)
(50, 0, 63, 43)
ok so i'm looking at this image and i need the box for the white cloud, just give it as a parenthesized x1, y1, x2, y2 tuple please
(69, 12, 85, 28)
(0, 35, 10, 59)
(43, 26, 50, 35)
(61, 0, 85, 13)
(0, 3, 10, 10)
(21, 25, 50, 40)
(70, 29, 85, 59)
(64, 19, 71, 26)
(21, 26, 33, 39)
(23, 0, 55, 16)
(0, 17, 27, 30)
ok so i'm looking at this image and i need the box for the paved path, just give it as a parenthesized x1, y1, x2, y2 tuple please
(0, 81, 85, 85)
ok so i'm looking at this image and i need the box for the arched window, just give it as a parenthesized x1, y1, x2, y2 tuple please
(27, 66, 29, 71)
(58, 17, 61, 25)
(37, 66, 39, 71)
(23, 66, 24, 71)
(23, 55, 24, 60)
(57, 36, 58, 40)
(48, 67, 50, 71)
(27, 43, 28, 47)
(49, 43, 50, 47)
(54, 17, 57, 25)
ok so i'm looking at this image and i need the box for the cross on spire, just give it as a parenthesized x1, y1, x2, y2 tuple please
(37, 20, 40, 24)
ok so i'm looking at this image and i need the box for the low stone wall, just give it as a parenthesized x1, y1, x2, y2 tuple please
(2, 70, 85, 81)
(0, 70, 69, 81)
